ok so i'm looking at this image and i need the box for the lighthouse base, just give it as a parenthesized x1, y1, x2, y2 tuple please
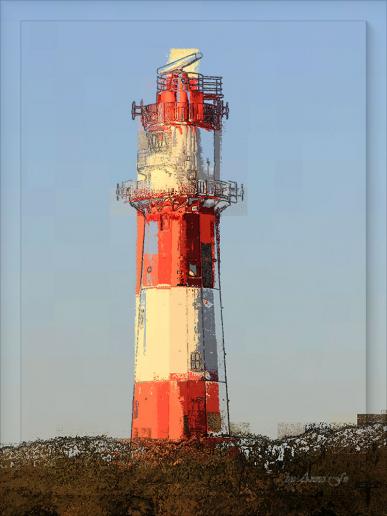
(131, 377, 226, 440)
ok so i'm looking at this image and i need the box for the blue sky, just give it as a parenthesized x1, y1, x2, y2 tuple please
(1, 1, 386, 442)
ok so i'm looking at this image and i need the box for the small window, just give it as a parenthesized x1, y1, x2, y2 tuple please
(133, 400, 139, 419)
(183, 415, 190, 436)
(191, 351, 203, 371)
(160, 214, 170, 230)
(201, 243, 213, 287)
(188, 263, 197, 277)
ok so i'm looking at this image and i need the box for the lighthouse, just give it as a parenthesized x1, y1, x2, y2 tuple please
(117, 49, 243, 440)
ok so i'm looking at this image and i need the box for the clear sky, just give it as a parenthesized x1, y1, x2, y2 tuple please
(1, 1, 385, 442)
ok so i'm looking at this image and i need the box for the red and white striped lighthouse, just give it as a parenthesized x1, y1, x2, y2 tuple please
(117, 49, 243, 440)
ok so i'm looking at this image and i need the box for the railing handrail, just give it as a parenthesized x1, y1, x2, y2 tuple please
(137, 100, 225, 131)
(157, 72, 223, 97)
(116, 178, 243, 205)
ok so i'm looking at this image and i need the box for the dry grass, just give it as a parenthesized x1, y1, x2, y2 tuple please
(1, 424, 386, 515)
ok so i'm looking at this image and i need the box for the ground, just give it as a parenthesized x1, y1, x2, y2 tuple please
(1, 424, 386, 515)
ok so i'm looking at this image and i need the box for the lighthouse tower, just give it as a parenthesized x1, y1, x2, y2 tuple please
(117, 49, 243, 440)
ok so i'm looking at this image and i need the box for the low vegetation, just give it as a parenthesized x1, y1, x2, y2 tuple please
(1, 424, 386, 515)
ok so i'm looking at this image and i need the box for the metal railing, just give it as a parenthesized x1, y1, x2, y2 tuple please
(116, 178, 244, 206)
(146, 102, 219, 129)
(132, 101, 228, 131)
(157, 72, 223, 98)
